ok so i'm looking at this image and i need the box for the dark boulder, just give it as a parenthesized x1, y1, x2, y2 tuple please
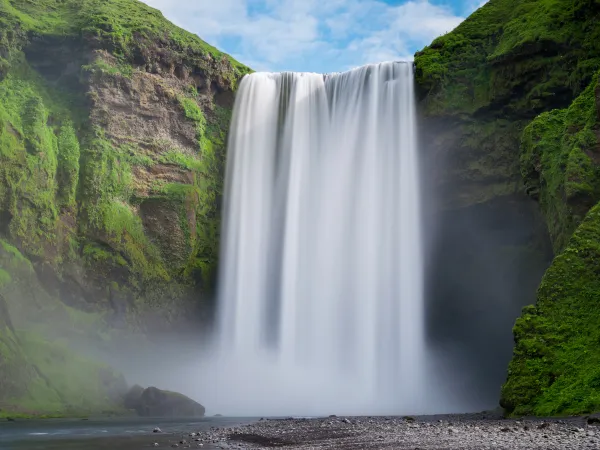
(125, 385, 205, 417)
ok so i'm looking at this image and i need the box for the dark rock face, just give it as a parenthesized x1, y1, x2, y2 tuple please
(424, 196, 552, 409)
(126, 386, 205, 418)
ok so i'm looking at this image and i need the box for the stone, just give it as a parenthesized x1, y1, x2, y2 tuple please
(134, 387, 205, 418)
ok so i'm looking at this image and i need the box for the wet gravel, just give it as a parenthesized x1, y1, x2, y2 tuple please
(162, 413, 600, 449)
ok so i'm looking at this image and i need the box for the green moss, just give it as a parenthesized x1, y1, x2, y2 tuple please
(6, 331, 126, 415)
(414, 0, 600, 207)
(0, 268, 11, 287)
(179, 96, 206, 124)
(159, 149, 202, 171)
(415, 0, 600, 117)
(520, 72, 600, 253)
(56, 121, 81, 208)
(501, 202, 600, 416)
(173, 98, 231, 290)
(77, 128, 168, 282)
(2, 0, 250, 83)
(82, 57, 134, 79)
(0, 53, 88, 262)
(0, 239, 33, 272)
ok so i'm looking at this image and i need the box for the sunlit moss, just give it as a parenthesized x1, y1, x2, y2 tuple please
(501, 202, 600, 416)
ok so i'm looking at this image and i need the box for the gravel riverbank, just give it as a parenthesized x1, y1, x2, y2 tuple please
(160, 413, 600, 449)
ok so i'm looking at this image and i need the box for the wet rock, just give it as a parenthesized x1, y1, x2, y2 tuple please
(135, 387, 205, 417)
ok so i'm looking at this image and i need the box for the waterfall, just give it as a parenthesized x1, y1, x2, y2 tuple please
(210, 61, 428, 416)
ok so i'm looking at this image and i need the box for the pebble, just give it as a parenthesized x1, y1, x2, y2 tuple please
(150, 413, 598, 449)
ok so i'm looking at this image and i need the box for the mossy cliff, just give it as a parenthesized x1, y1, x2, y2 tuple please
(0, 0, 249, 415)
(416, 0, 600, 415)
(500, 71, 600, 416)
(415, 0, 600, 208)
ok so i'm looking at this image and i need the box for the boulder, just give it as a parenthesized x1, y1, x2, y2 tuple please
(125, 385, 205, 417)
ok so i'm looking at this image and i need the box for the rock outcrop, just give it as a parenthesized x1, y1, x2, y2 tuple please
(124, 385, 205, 418)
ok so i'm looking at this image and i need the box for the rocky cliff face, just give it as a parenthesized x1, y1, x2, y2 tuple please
(415, 0, 600, 416)
(0, 0, 249, 415)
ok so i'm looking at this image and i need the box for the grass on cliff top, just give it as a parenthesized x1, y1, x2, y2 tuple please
(3, 0, 250, 74)
(414, 0, 600, 115)
(501, 201, 600, 416)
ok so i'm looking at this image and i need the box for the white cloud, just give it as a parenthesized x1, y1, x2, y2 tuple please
(141, 0, 470, 73)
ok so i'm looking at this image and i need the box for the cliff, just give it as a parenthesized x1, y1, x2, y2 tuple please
(415, 0, 600, 415)
(0, 0, 249, 415)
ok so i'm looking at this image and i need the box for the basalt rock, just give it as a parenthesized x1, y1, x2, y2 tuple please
(126, 386, 206, 418)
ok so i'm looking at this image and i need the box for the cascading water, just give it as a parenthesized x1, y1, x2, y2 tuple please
(206, 61, 431, 416)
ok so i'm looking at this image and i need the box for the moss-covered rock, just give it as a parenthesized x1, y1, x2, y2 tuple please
(499, 70, 600, 417)
(520, 72, 600, 253)
(500, 202, 600, 416)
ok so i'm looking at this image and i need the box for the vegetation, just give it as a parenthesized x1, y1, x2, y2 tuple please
(520, 73, 600, 253)
(415, 0, 600, 115)
(500, 202, 600, 416)
(499, 70, 600, 417)
(414, 0, 600, 207)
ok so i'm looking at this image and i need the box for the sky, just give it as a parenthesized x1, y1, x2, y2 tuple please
(141, 0, 488, 73)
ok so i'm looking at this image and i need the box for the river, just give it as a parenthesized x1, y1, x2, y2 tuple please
(0, 416, 257, 449)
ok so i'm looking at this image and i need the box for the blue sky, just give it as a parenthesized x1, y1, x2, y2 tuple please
(141, 0, 487, 73)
